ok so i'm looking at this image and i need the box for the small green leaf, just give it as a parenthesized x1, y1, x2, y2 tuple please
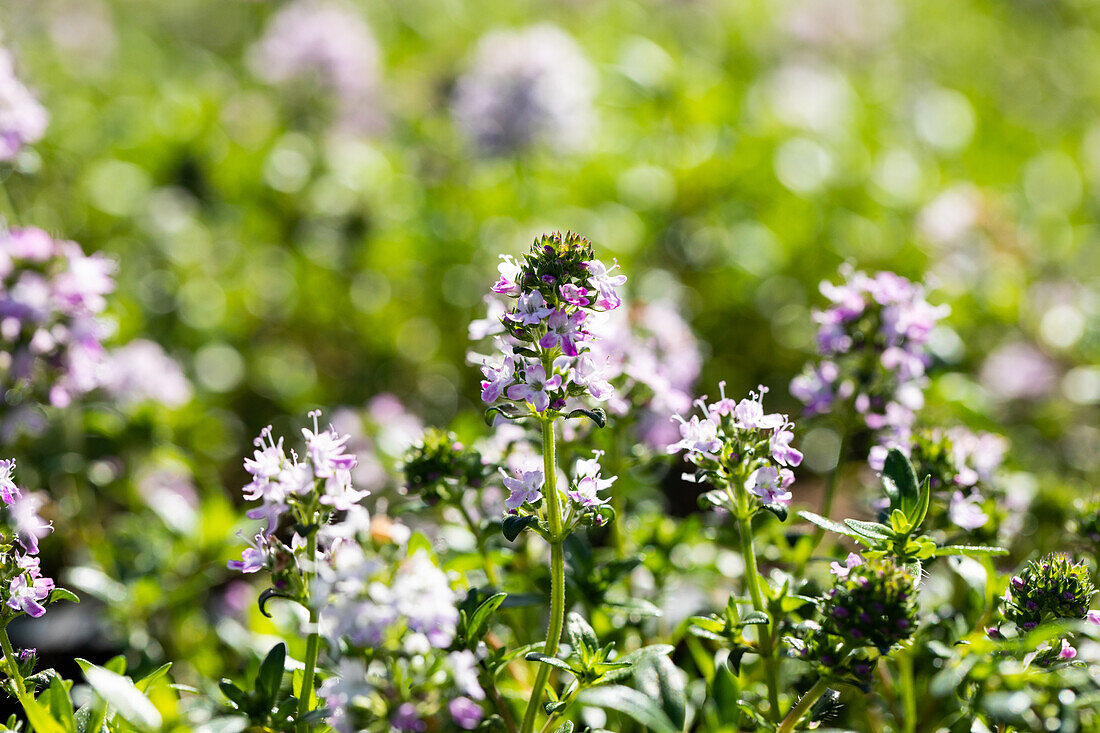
(44, 678, 76, 733)
(565, 407, 607, 428)
(525, 653, 577, 675)
(739, 611, 770, 626)
(634, 655, 687, 730)
(485, 405, 530, 425)
(467, 592, 507, 638)
(135, 663, 172, 693)
(911, 475, 932, 529)
(502, 515, 538, 542)
(258, 588, 295, 619)
(552, 723, 574, 733)
(257, 643, 287, 703)
(544, 701, 569, 715)
(48, 588, 80, 605)
(761, 503, 788, 522)
(566, 612, 599, 656)
(799, 511, 869, 544)
(883, 448, 920, 516)
(844, 519, 894, 540)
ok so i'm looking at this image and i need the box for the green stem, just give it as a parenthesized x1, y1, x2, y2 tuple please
(777, 678, 829, 733)
(520, 417, 566, 733)
(737, 509, 781, 723)
(0, 625, 28, 703)
(897, 649, 916, 733)
(296, 532, 321, 733)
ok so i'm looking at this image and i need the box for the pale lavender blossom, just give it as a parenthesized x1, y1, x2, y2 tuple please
(449, 697, 484, 730)
(391, 703, 426, 732)
(506, 364, 562, 413)
(97, 339, 192, 409)
(1059, 639, 1077, 660)
(0, 43, 48, 161)
(501, 464, 543, 510)
(667, 414, 721, 457)
(448, 650, 485, 701)
(227, 533, 267, 574)
(584, 259, 627, 311)
(830, 552, 864, 579)
(452, 25, 596, 155)
(0, 458, 17, 504)
(507, 290, 553, 326)
(948, 490, 988, 531)
(566, 451, 615, 508)
(248, 0, 383, 133)
(490, 255, 522, 296)
(1087, 610, 1100, 626)
(6, 570, 52, 618)
(9, 491, 51, 554)
(479, 355, 514, 403)
(746, 466, 793, 506)
(569, 355, 613, 401)
(539, 308, 587, 356)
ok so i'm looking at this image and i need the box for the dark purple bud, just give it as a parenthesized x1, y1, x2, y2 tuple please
(820, 654, 835, 666)
(833, 606, 849, 618)
(1011, 576, 1025, 590)
(849, 628, 864, 639)
(1023, 622, 1038, 631)
(987, 627, 1003, 640)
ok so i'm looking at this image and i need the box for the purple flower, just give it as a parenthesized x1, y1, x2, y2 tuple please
(948, 490, 987, 531)
(559, 283, 590, 306)
(830, 552, 864, 579)
(0, 48, 48, 161)
(1087, 610, 1100, 626)
(227, 533, 267, 574)
(569, 354, 614, 401)
(507, 290, 553, 326)
(1058, 638, 1077, 660)
(745, 466, 793, 506)
(480, 356, 515, 403)
(584, 259, 627, 311)
(667, 414, 721, 456)
(302, 410, 358, 478)
(538, 308, 587, 356)
(500, 465, 544, 509)
(391, 703, 426, 732)
(566, 451, 615, 508)
(6, 570, 53, 618)
(730, 389, 786, 431)
(0, 458, 20, 505)
(490, 255, 522, 296)
(9, 491, 51, 554)
(506, 364, 562, 413)
(449, 697, 484, 730)
(770, 424, 803, 466)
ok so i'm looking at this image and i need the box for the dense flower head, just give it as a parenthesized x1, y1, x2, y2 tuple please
(228, 410, 364, 575)
(671, 383, 801, 509)
(0, 42, 48, 161)
(821, 556, 918, 653)
(473, 231, 625, 416)
(452, 24, 596, 155)
(1000, 553, 1095, 631)
(791, 265, 949, 440)
(248, 0, 383, 133)
(402, 428, 492, 504)
(0, 227, 115, 414)
(0, 459, 55, 619)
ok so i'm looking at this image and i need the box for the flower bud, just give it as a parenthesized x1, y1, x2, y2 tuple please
(822, 557, 918, 652)
(1002, 553, 1096, 630)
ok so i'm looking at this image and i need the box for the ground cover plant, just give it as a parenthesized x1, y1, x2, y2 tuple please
(0, 0, 1098, 731)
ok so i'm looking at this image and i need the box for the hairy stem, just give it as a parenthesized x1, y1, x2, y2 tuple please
(777, 678, 829, 733)
(737, 508, 781, 723)
(520, 417, 565, 733)
(296, 531, 321, 732)
(897, 649, 916, 733)
(0, 626, 28, 703)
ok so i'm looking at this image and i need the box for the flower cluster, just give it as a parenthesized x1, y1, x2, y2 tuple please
(402, 428, 493, 505)
(314, 544, 485, 732)
(501, 448, 617, 525)
(248, 0, 383, 133)
(452, 24, 596, 155)
(0, 460, 54, 618)
(789, 557, 917, 688)
(228, 410, 364, 584)
(0, 226, 115, 415)
(791, 266, 949, 447)
(670, 383, 802, 510)
(97, 338, 192, 409)
(585, 299, 703, 450)
(998, 554, 1095, 633)
(0, 41, 48, 161)
(475, 231, 625, 417)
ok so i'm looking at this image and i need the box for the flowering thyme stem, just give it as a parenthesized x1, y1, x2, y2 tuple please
(0, 626, 28, 704)
(777, 678, 829, 733)
(520, 415, 565, 733)
(736, 506, 782, 723)
(296, 531, 321, 733)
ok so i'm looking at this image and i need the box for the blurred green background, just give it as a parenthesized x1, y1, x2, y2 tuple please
(1, 0, 1099, 685)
